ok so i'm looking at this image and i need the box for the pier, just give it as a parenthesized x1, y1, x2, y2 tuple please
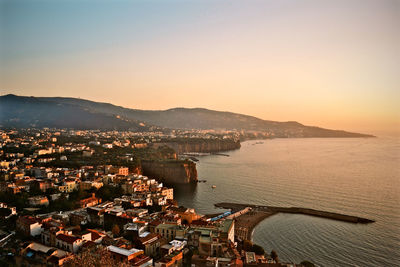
(215, 202, 375, 241)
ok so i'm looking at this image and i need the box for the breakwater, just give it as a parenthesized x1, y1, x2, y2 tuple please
(214, 202, 375, 224)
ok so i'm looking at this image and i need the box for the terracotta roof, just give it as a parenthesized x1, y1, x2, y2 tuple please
(87, 229, 105, 241)
(149, 219, 162, 226)
(18, 216, 41, 225)
(138, 233, 159, 244)
(130, 254, 151, 264)
(56, 234, 80, 244)
(168, 206, 188, 213)
(190, 220, 211, 226)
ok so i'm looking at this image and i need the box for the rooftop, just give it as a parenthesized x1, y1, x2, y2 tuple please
(107, 245, 142, 257)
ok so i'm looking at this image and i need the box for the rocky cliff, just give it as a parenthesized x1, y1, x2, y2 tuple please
(160, 139, 241, 154)
(141, 160, 198, 184)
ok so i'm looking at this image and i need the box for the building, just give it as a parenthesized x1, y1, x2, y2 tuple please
(136, 233, 163, 258)
(154, 224, 182, 242)
(161, 188, 174, 200)
(55, 233, 83, 253)
(58, 180, 78, 193)
(20, 242, 73, 267)
(155, 250, 183, 267)
(16, 216, 43, 236)
(28, 196, 50, 206)
(107, 245, 153, 266)
(112, 167, 129, 176)
(79, 193, 102, 208)
(80, 181, 103, 191)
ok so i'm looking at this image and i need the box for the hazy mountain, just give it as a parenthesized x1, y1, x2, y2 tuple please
(0, 94, 148, 131)
(0, 94, 374, 137)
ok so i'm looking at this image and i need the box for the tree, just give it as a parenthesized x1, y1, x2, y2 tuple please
(300, 260, 315, 267)
(112, 224, 120, 237)
(270, 250, 279, 263)
(0, 208, 11, 218)
(243, 240, 253, 251)
(251, 244, 265, 255)
(65, 247, 128, 267)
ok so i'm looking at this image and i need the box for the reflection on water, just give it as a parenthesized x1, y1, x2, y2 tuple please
(175, 138, 400, 267)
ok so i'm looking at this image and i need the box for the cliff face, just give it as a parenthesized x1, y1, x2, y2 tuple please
(141, 160, 198, 184)
(161, 139, 241, 154)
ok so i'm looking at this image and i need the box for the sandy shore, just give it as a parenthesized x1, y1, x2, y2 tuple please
(234, 210, 275, 240)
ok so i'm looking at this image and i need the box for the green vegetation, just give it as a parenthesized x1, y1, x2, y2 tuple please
(37, 145, 176, 171)
(112, 224, 120, 237)
(270, 250, 279, 263)
(0, 191, 29, 211)
(300, 260, 316, 267)
(242, 240, 265, 255)
(96, 184, 122, 201)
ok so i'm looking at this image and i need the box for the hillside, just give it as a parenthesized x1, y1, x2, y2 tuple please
(0, 94, 374, 137)
(0, 94, 149, 131)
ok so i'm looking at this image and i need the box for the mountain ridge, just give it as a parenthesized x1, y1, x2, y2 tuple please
(0, 94, 374, 137)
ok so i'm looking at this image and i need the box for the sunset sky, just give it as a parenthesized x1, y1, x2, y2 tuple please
(1, 0, 399, 135)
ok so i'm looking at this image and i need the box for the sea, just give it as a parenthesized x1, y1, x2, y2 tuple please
(174, 137, 400, 267)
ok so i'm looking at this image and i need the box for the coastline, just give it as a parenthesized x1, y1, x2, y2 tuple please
(234, 210, 275, 241)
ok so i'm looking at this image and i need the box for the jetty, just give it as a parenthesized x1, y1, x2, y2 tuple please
(215, 202, 375, 241)
(215, 202, 375, 224)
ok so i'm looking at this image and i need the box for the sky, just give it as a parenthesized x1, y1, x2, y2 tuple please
(1, 0, 399, 135)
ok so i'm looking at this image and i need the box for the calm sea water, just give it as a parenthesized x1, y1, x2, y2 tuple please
(174, 137, 400, 267)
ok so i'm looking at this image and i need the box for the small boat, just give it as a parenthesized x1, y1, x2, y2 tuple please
(211, 185, 216, 189)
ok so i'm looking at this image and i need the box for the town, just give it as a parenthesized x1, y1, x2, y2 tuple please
(0, 128, 307, 267)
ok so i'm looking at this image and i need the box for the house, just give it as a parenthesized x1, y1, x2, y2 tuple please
(161, 188, 174, 200)
(219, 219, 235, 244)
(160, 240, 187, 257)
(86, 229, 106, 243)
(152, 195, 167, 206)
(154, 251, 183, 267)
(78, 193, 101, 208)
(154, 224, 182, 242)
(30, 179, 54, 192)
(16, 216, 43, 236)
(126, 208, 148, 218)
(107, 245, 153, 266)
(80, 181, 103, 191)
(136, 233, 163, 258)
(56, 233, 83, 253)
(28, 196, 50, 206)
(110, 166, 129, 176)
(58, 179, 78, 193)
(20, 242, 72, 267)
(41, 228, 68, 247)
(70, 211, 89, 226)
